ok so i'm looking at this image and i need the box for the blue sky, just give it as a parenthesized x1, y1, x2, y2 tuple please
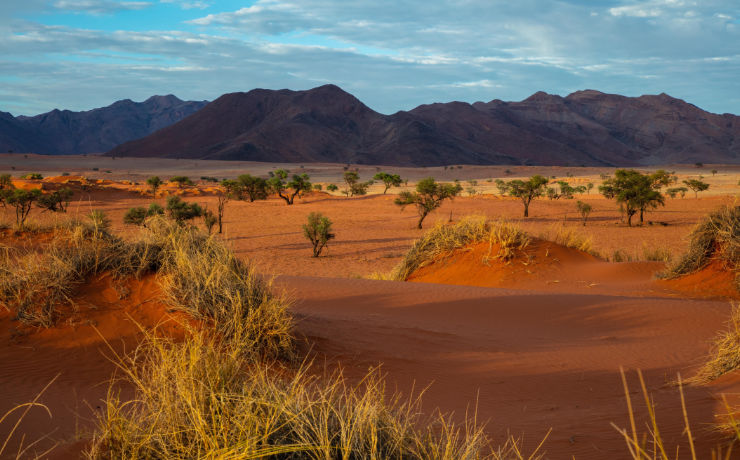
(1, 0, 739, 116)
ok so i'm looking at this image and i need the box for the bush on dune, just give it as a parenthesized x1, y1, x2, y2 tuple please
(390, 216, 530, 281)
(659, 205, 740, 287)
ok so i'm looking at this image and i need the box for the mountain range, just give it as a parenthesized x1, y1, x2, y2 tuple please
(3, 85, 738, 166)
(0, 95, 207, 155)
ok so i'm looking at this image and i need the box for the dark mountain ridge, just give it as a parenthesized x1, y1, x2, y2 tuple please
(1, 95, 208, 155)
(107, 85, 739, 166)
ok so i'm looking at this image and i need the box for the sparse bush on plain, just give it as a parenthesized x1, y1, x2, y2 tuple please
(683, 178, 710, 198)
(326, 183, 338, 192)
(5, 189, 41, 228)
(576, 201, 592, 226)
(203, 208, 217, 234)
(169, 175, 193, 187)
(21, 173, 42, 180)
(146, 176, 162, 197)
(123, 203, 164, 226)
(342, 170, 373, 197)
(166, 196, 203, 224)
(498, 175, 549, 217)
(303, 212, 335, 257)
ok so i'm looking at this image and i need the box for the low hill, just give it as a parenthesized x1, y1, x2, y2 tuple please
(107, 84, 740, 166)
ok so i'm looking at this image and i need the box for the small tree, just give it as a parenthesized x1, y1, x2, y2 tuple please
(711, 169, 718, 176)
(267, 169, 311, 205)
(683, 178, 709, 198)
(0, 174, 11, 190)
(6, 189, 41, 228)
(203, 209, 217, 234)
(166, 196, 203, 224)
(326, 184, 338, 192)
(147, 176, 162, 197)
(500, 175, 549, 217)
(600, 169, 665, 226)
(586, 182, 594, 194)
(394, 177, 461, 229)
(37, 188, 73, 213)
(170, 176, 193, 188)
(576, 201, 592, 226)
(342, 171, 373, 197)
(373, 172, 402, 194)
(303, 212, 335, 257)
(666, 187, 688, 199)
(234, 174, 268, 202)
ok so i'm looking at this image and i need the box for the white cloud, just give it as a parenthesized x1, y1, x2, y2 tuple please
(53, 0, 152, 15)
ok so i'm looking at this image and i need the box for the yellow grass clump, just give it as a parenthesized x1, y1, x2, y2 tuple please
(688, 303, 740, 384)
(88, 329, 539, 459)
(660, 205, 740, 287)
(390, 215, 530, 281)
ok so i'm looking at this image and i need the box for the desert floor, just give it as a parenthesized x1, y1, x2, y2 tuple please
(2, 155, 740, 458)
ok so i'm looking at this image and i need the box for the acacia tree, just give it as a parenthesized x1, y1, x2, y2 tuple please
(6, 189, 41, 228)
(394, 177, 461, 229)
(234, 174, 268, 202)
(166, 196, 203, 224)
(342, 171, 373, 197)
(147, 176, 162, 197)
(373, 172, 402, 194)
(683, 178, 710, 198)
(268, 169, 311, 205)
(599, 169, 665, 226)
(37, 188, 73, 213)
(500, 175, 548, 217)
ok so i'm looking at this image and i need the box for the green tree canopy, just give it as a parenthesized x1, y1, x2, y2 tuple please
(373, 172, 402, 194)
(499, 175, 549, 217)
(394, 177, 461, 229)
(599, 169, 665, 226)
(267, 169, 312, 205)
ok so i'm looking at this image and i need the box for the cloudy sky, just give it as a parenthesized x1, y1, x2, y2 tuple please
(1, 0, 739, 116)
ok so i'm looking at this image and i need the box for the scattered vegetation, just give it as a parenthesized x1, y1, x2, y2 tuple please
(326, 183, 338, 192)
(666, 187, 688, 199)
(303, 212, 335, 257)
(21, 173, 43, 180)
(123, 203, 164, 226)
(169, 175, 194, 187)
(4, 189, 41, 228)
(394, 177, 462, 229)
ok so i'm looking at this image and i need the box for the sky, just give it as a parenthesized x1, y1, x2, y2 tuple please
(1, 0, 739, 116)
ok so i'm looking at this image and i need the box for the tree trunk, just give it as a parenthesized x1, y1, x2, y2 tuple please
(639, 208, 644, 225)
(523, 201, 529, 217)
(417, 211, 429, 229)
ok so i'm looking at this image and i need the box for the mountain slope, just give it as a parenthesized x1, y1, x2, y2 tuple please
(107, 85, 740, 166)
(1, 95, 208, 155)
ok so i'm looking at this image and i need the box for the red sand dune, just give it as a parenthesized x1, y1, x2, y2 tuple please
(281, 275, 734, 458)
(0, 274, 186, 458)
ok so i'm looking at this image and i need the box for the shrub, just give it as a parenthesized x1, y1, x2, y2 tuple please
(21, 173, 42, 180)
(203, 209, 217, 234)
(170, 175, 193, 187)
(342, 171, 373, 197)
(0, 173, 11, 189)
(312, 183, 323, 191)
(326, 183, 338, 192)
(123, 203, 164, 226)
(166, 196, 203, 224)
(303, 212, 335, 257)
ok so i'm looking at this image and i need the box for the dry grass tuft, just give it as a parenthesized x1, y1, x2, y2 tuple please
(539, 225, 598, 257)
(660, 205, 740, 286)
(88, 328, 544, 459)
(390, 216, 530, 281)
(688, 303, 740, 384)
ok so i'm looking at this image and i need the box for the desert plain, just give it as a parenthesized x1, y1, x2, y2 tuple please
(2, 153, 740, 459)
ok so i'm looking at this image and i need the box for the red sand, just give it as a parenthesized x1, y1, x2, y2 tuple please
(0, 274, 186, 458)
(2, 176, 740, 458)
